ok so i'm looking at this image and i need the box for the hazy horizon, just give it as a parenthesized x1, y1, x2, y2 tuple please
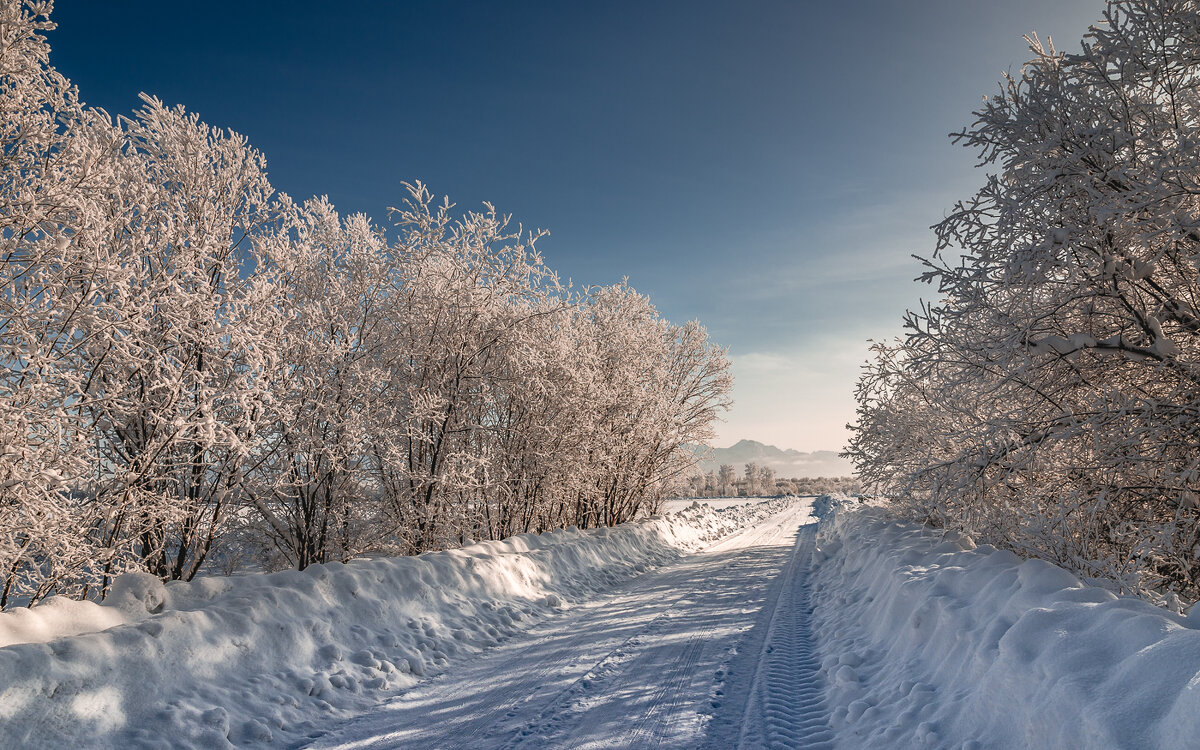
(703, 438, 841, 454)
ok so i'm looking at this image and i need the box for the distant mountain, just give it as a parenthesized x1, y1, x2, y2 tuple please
(689, 439, 853, 478)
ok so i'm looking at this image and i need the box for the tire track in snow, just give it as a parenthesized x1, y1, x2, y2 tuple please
(304, 501, 816, 750)
(617, 630, 707, 747)
(498, 503, 814, 749)
(313, 560, 717, 750)
(736, 525, 834, 750)
(612, 509, 816, 747)
(501, 606, 717, 749)
(494, 584, 719, 749)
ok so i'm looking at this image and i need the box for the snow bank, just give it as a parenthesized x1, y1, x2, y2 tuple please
(0, 498, 790, 749)
(810, 504, 1200, 749)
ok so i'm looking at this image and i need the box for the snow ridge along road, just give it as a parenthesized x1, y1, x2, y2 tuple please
(0, 498, 793, 749)
(304, 499, 828, 750)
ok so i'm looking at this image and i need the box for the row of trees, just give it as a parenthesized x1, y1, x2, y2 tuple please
(680, 465, 858, 498)
(0, 2, 732, 607)
(682, 463, 774, 496)
(848, 0, 1200, 601)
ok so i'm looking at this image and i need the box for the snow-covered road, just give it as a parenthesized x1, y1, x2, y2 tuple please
(9, 496, 1200, 748)
(303, 500, 827, 750)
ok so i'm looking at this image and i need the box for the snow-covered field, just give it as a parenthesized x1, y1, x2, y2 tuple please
(661, 496, 764, 514)
(5, 495, 1200, 749)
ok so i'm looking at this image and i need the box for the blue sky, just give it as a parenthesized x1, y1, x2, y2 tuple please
(49, 0, 1102, 451)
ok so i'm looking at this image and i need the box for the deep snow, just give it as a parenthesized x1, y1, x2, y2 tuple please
(0, 498, 791, 749)
(810, 502, 1200, 749)
(6, 496, 1200, 749)
(305, 497, 817, 749)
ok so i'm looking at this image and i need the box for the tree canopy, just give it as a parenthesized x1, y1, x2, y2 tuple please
(849, 0, 1200, 603)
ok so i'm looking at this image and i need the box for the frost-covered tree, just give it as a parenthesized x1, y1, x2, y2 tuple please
(0, 0, 109, 605)
(244, 198, 396, 569)
(0, 1, 733, 605)
(77, 96, 284, 585)
(718, 464, 737, 496)
(367, 184, 560, 552)
(743, 462, 760, 495)
(850, 0, 1200, 599)
(1, 6, 285, 596)
(571, 283, 731, 526)
(757, 465, 776, 496)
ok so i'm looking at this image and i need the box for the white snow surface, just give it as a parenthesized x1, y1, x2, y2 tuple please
(8, 496, 1200, 749)
(661, 496, 761, 513)
(0, 498, 790, 749)
(306, 496, 819, 749)
(811, 502, 1200, 749)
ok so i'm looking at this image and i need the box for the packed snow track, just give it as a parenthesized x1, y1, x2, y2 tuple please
(303, 500, 828, 749)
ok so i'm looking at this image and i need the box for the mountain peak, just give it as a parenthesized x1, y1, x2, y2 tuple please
(693, 440, 852, 478)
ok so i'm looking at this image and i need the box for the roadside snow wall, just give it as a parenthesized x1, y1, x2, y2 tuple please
(0, 498, 789, 749)
(811, 505, 1200, 750)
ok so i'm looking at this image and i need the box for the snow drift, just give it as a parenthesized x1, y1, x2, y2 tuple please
(0, 499, 789, 749)
(810, 504, 1200, 750)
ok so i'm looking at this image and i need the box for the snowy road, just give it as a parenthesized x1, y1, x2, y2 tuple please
(12, 496, 1200, 749)
(302, 500, 829, 750)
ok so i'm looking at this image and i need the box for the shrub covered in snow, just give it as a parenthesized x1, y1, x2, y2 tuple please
(0, 2, 731, 607)
(848, 0, 1200, 601)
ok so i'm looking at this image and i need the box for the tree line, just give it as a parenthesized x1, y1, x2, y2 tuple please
(848, 0, 1200, 603)
(680, 463, 859, 498)
(0, 2, 731, 608)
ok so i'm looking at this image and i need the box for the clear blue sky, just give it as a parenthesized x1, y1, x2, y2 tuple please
(49, 0, 1102, 452)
